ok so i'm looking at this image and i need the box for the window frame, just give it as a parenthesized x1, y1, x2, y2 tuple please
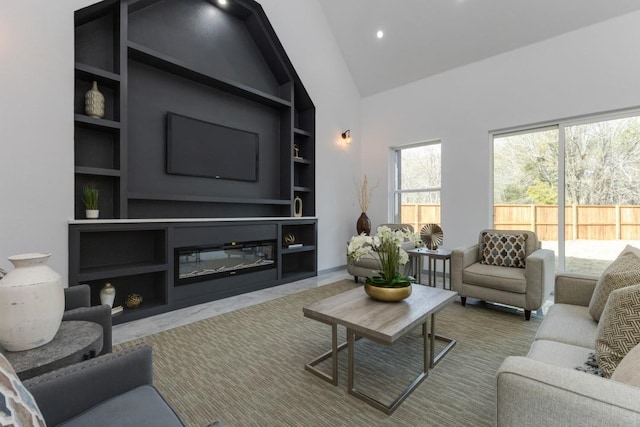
(390, 139, 442, 223)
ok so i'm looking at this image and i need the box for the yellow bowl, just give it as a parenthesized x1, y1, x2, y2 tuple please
(364, 283, 412, 302)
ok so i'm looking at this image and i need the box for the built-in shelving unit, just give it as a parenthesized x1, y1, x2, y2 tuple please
(72, 0, 317, 323)
(69, 218, 317, 324)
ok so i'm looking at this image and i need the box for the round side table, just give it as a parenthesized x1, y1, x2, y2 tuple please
(1, 320, 103, 380)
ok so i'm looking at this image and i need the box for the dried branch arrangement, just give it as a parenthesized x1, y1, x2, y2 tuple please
(354, 174, 377, 213)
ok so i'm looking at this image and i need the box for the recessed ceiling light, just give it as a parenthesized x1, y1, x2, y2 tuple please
(376, 30, 384, 39)
(218, 0, 228, 5)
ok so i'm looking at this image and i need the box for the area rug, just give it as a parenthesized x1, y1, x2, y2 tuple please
(116, 280, 541, 426)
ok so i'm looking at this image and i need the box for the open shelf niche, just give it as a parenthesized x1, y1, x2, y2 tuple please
(72, 0, 317, 324)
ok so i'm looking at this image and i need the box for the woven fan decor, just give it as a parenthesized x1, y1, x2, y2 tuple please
(421, 224, 443, 250)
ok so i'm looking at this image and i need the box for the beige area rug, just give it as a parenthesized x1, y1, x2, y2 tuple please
(116, 280, 541, 426)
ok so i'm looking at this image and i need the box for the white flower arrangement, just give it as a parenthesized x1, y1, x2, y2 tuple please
(347, 225, 422, 287)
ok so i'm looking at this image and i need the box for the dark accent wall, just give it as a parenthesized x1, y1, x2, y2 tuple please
(73, 0, 315, 220)
(72, 0, 318, 323)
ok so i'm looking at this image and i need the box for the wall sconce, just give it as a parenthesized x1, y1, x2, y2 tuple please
(341, 130, 352, 144)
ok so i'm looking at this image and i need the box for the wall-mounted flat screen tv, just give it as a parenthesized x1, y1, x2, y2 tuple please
(167, 112, 259, 182)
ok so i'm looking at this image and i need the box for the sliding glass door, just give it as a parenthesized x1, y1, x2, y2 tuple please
(493, 111, 640, 275)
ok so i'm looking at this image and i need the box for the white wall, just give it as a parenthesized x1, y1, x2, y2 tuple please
(0, 0, 96, 281)
(362, 11, 640, 250)
(0, 0, 360, 281)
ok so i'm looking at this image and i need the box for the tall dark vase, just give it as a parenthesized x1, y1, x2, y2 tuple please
(356, 212, 371, 235)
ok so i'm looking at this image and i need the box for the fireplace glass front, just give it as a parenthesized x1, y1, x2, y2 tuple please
(175, 241, 276, 285)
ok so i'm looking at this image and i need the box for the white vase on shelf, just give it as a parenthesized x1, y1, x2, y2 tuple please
(100, 282, 116, 308)
(85, 209, 99, 219)
(0, 253, 64, 351)
(85, 81, 105, 119)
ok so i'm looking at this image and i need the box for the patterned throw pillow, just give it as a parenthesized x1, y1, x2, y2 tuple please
(480, 233, 527, 268)
(588, 246, 640, 321)
(595, 283, 640, 378)
(611, 342, 640, 387)
(0, 353, 45, 426)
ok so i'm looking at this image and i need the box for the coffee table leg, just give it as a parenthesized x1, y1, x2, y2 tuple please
(347, 326, 430, 414)
(305, 323, 346, 386)
(429, 313, 457, 368)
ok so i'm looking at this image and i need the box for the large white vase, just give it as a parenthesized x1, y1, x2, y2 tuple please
(0, 253, 64, 351)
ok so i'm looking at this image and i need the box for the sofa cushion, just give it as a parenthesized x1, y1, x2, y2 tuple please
(535, 303, 597, 349)
(0, 352, 45, 427)
(611, 343, 640, 387)
(480, 232, 527, 268)
(596, 284, 640, 378)
(588, 245, 640, 321)
(527, 339, 593, 370)
(463, 263, 526, 293)
(60, 384, 183, 427)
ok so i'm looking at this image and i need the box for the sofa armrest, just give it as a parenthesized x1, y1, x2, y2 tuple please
(451, 244, 480, 293)
(64, 284, 91, 310)
(524, 248, 554, 310)
(24, 344, 153, 426)
(554, 273, 599, 306)
(497, 356, 640, 427)
(63, 304, 113, 354)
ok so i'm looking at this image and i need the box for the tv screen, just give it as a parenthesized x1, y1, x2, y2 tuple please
(167, 112, 259, 182)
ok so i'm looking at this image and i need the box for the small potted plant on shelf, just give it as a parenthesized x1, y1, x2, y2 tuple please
(82, 184, 99, 219)
(347, 225, 422, 301)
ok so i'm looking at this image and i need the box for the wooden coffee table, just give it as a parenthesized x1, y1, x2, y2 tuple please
(303, 285, 457, 414)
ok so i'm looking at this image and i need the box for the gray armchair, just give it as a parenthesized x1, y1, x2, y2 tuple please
(24, 344, 186, 426)
(347, 223, 416, 283)
(64, 284, 112, 354)
(451, 229, 554, 320)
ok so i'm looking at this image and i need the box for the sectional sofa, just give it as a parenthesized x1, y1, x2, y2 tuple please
(496, 272, 640, 426)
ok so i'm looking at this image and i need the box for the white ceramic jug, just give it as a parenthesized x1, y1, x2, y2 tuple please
(0, 253, 64, 351)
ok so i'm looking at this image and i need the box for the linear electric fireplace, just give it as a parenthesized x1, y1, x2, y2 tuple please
(175, 241, 276, 285)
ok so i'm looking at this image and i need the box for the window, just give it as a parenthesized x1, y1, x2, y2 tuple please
(392, 141, 441, 231)
(492, 110, 640, 275)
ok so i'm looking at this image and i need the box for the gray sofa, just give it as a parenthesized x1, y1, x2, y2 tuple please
(24, 344, 185, 426)
(496, 273, 640, 426)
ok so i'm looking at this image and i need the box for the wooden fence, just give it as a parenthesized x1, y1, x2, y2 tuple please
(401, 203, 640, 240)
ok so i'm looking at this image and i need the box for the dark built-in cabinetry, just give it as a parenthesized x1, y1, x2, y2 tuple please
(69, 219, 317, 324)
(71, 0, 317, 323)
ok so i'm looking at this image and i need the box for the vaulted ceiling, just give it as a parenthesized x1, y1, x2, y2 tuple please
(318, 0, 640, 97)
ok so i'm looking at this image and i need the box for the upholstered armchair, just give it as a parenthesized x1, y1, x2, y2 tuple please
(63, 284, 112, 355)
(347, 223, 416, 283)
(451, 229, 554, 320)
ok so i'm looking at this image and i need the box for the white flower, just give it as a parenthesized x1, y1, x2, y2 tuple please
(347, 225, 422, 280)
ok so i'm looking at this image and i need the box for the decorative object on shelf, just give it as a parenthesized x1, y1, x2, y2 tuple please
(111, 305, 123, 316)
(354, 174, 376, 235)
(348, 226, 420, 302)
(294, 196, 303, 217)
(0, 253, 64, 351)
(82, 184, 99, 219)
(100, 282, 116, 308)
(84, 81, 105, 119)
(420, 223, 444, 250)
(125, 293, 143, 309)
(341, 129, 352, 144)
(293, 144, 302, 159)
(284, 233, 296, 245)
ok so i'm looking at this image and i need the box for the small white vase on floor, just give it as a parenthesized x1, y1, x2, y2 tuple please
(100, 282, 116, 308)
(0, 253, 64, 351)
